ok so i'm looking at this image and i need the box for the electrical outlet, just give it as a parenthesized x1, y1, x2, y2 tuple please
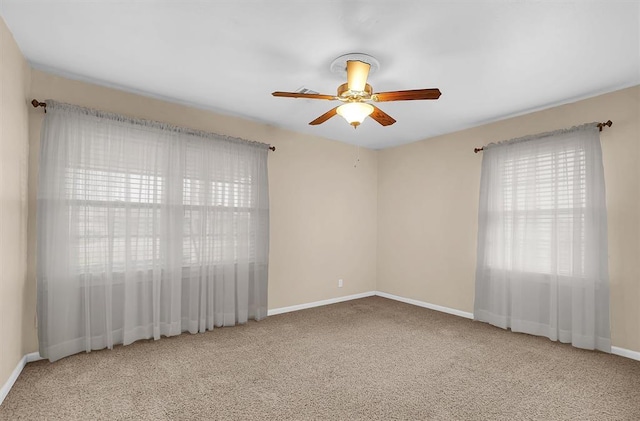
(338, 279, 343, 288)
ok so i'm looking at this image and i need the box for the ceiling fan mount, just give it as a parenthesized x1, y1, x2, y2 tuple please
(329, 53, 381, 77)
(273, 54, 441, 128)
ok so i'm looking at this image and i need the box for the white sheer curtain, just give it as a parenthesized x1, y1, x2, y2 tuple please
(37, 101, 269, 362)
(474, 123, 610, 352)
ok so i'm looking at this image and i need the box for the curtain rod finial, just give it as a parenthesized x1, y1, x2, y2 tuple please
(31, 99, 47, 112)
(597, 120, 613, 131)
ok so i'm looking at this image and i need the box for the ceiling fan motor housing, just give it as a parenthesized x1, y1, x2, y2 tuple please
(337, 83, 373, 101)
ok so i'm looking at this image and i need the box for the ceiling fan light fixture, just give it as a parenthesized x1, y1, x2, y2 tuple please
(336, 102, 374, 127)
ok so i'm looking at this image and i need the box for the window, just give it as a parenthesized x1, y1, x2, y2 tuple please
(488, 145, 587, 276)
(66, 166, 258, 273)
(66, 167, 164, 273)
(182, 176, 256, 266)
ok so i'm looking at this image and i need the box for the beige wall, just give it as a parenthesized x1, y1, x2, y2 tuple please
(0, 18, 31, 388)
(378, 85, 640, 352)
(23, 70, 378, 354)
(8, 54, 638, 361)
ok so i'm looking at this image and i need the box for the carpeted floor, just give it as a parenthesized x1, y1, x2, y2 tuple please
(2, 296, 640, 420)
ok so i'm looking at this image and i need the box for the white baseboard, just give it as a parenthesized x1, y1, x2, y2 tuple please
(376, 291, 640, 362)
(0, 352, 42, 407)
(612, 346, 640, 362)
(266, 290, 474, 320)
(0, 355, 26, 407)
(376, 290, 475, 320)
(267, 291, 376, 316)
(25, 352, 43, 363)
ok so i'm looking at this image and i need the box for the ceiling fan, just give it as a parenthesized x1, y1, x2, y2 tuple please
(272, 59, 441, 128)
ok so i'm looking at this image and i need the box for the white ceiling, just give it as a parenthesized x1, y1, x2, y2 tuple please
(1, 1, 638, 149)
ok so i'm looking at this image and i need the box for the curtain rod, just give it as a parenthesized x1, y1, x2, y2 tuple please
(473, 120, 613, 154)
(31, 99, 276, 152)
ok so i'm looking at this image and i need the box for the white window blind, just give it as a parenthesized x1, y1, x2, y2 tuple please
(489, 145, 587, 276)
(66, 167, 164, 273)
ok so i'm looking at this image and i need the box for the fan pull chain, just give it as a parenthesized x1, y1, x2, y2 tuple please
(354, 145, 360, 168)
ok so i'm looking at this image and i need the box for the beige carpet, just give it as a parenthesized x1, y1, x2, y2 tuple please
(2, 296, 639, 420)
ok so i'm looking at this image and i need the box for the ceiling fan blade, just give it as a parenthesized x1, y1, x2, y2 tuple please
(373, 88, 442, 102)
(346, 60, 371, 92)
(309, 107, 339, 125)
(370, 106, 396, 126)
(272, 92, 337, 100)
